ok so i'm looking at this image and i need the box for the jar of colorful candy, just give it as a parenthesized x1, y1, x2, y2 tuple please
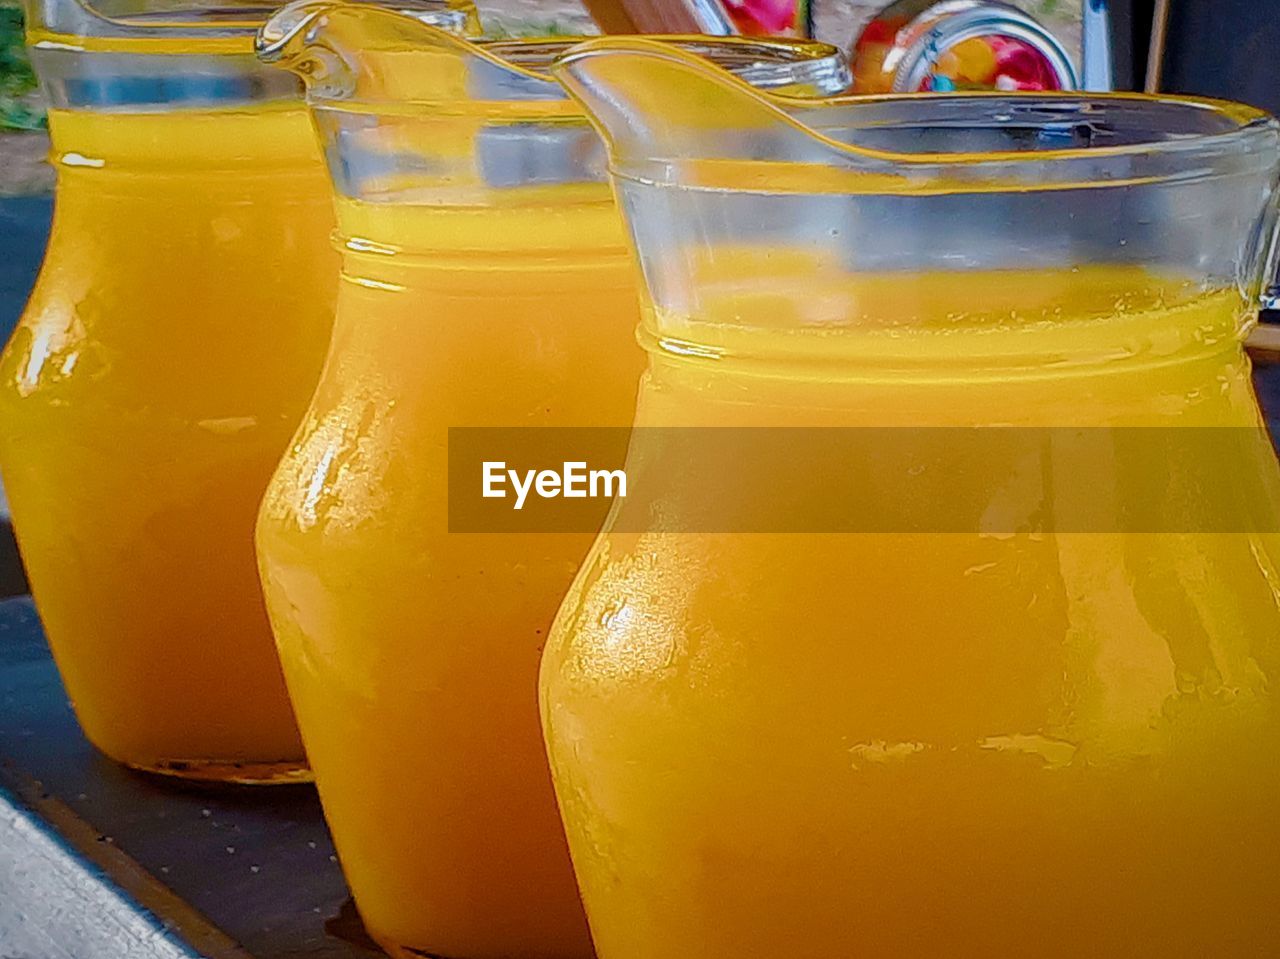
(852, 0, 1077, 93)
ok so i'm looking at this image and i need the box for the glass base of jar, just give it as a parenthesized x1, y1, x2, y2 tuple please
(370, 930, 585, 959)
(122, 757, 313, 785)
(370, 935, 440, 959)
(375, 943, 435, 959)
(372, 932, 461, 959)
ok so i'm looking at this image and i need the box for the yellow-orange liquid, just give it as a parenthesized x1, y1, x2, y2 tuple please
(0, 103, 335, 779)
(541, 266, 1280, 958)
(256, 192, 639, 957)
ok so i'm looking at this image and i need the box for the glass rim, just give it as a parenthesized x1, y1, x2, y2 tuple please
(478, 35, 851, 97)
(28, 0, 475, 42)
(790, 90, 1280, 167)
(603, 95, 1280, 199)
(262, 22, 850, 109)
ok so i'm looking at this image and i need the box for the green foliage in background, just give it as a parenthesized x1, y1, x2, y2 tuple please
(483, 19, 584, 39)
(1, 1, 44, 130)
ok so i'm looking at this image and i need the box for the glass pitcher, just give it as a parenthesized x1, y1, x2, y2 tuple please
(540, 39, 1280, 957)
(0, 0, 471, 783)
(252, 6, 848, 956)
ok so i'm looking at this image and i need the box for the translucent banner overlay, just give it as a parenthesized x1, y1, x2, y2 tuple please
(447, 427, 1280, 534)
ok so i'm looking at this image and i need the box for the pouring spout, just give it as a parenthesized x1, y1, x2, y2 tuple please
(256, 0, 483, 100)
(549, 37, 841, 175)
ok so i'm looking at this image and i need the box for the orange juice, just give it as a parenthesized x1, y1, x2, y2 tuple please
(0, 99, 335, 778)
(252, 10, 849, 952)
(541, 266, 1280, 958)
(256, 192, 638, 957)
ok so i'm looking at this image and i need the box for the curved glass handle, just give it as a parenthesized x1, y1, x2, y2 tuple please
(550, 37, 853, 172)
(257, 0, 497, 103)
(1261, 207, 1280, 312)
(1264, 279, 1280, 316)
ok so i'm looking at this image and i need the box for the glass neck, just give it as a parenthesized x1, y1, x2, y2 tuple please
(637, 330, 1258, 430)
(635, 264, 1252, 382)
(33, 53, 299, 111)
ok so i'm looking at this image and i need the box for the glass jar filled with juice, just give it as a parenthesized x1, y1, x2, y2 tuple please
(542, 40, 1280, 957)
(0, 0, 473, 782)
(253, 6, 849, 956)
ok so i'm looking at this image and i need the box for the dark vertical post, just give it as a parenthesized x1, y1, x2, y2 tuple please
(1101, 0, 1157, 91)
(1158, 0, 1280, 113)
